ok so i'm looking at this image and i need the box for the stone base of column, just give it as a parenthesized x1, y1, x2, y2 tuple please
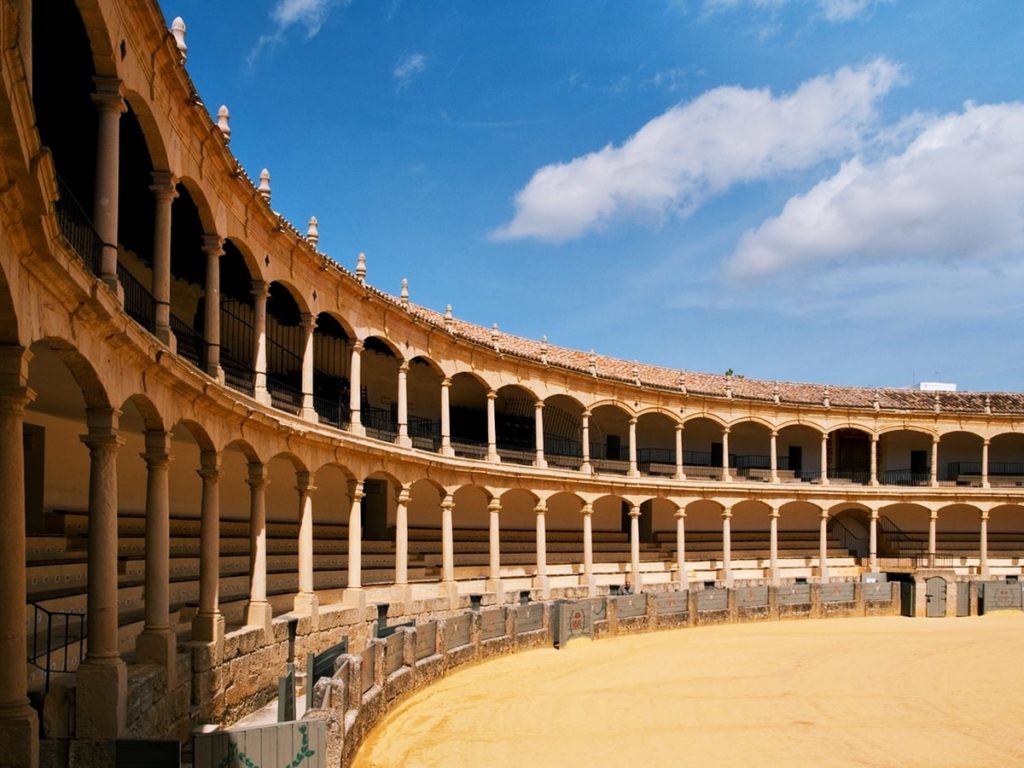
(440, 580, 459, 608)
(206, 363, 225, 384)
(627, 469, 639, 478)
(101, 272, 121, 296)
(155, 325, 176, 351)
(135, 629, 177, 688)
(192, 611, 225, 643)
(389, 583, 413, 607)
(580, 574, 597, 596)
(75, 659, 127, 738)
(350, 423, 366, 437)
(245, 600, 274, 637)
(0, 705, 39, 768)
(484, 578, 505, 603)
(722, 473, 732, 482)
(487, 452, 500, 463)
(533, 575, 550, 599)
(769, 568, 780, 587)
(723, 572, 734, 589)
(581, 462, 593, 475)
(397, 435, 412, 449)
(299, 407, 319, 424)
(342, 587, 366, 609)
(293, 591, 319, 617)
(441, 445, 455, 457)
(534, 458, 547, 469)
(674, 471, 685, 481)
(254, 388, 273, 407)
(677, 570, 690, 591)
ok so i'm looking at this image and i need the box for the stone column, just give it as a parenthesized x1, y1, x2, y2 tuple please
(245, 461, 272, 630)
(193, 450, 224, 642)
(150, 172, 177, 345)
(441, 494, 455, 584)
(395, 485, 411, 587)
(721, 427, 732, 482)
(346, 481, 365, 595)
(870, 435, 879, 486)
(91, 77, 125, 289)
(77, 408, 127, 738)
(534, 401, 547, 468)
(769, 506, 780, 586)
(486, 390, 498, 461)
(928, 510, 937, 569)
(980, 510, 990, 578)
(820, 433, 830, 486)
(675, 507, 687, 589)
(770, 431, 779, 483)
(629, 504, 641, 590)
(869, 508, 879, 573)
(135, 430, 175, 682)
(202, 235, 224, 378)
(348, 340, 364, 434)
(299, 314, 317, 422)
(440, 378, 453, 456)
(930, 436, 939, 488)
(252, 281, 271, 404)
(535, 501, 549, 596)
(819, 509, 830, 582)
(674, 423, 685, 480)
(721, 506, 733, 587)
(628, 417, 639, 476)
(294, 471, 318, 615)
(981, 439, 990, 488)
(487, 497, 503, 599)
(0, 353, 38, 766)
(581, 504, 595, 594)
(581, 410, 592, 474)
(397, 361, 410, 447)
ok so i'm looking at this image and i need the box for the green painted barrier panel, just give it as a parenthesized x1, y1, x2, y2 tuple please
(195, 720, 326, 768)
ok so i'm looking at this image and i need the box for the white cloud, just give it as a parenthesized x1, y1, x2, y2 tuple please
(704, 0, 885, 22)
(247, 0, 341, 67)
(727, 102, 1024, 278)
(492, 58, 900, 242)
(393, 53, 427, 89)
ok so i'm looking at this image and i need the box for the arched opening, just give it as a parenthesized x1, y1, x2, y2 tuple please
(828, 427, 873, 485)
(589, 404, 631, 475)
(636, 412, 677, 477)
(265, 282, 306, 414)
(495, 385, 537, 465)
(264, 453, 305, 614)
(877, 503, 931, 564)
(989, 433, 1024, 487)
(407, 357, 442, 451)
(312, 314, 352, 428)
(592, 495, 635, 582)
(729, 421, 772, 481)
(776, 424, 823, 482)
(361, 337, 400, 442)
(730, 500, 772, 564)
(938, 431, 984, 486)
(165, 183, 209, 366)
(217, 240, 260, 394)
(829, 507, 871, 560)
(878, 429, 933, 486)
(988, 504, 1024, 564)
(681, 417, 726, 480)
(449, 373, 488, 459)
(542, 395, 583, 470)
(408, 480, 445, 581)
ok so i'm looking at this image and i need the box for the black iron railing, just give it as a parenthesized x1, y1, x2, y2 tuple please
(29, 603, 86, 693)
(362, 404, 397, 442)
(683, 450, 713, 467)
(169, 313, 205, 368)
(733, 454, 771, 470)
(544, 434, 581, 459)
(638, 447, 675, 465)
(55, 176, 103, 275)
(831, 519, 868, 558)
(948, 461, 1024, 479)
(221, 351, 255, 395)
(878, 516, 926, 562)
(313, 395, 345, 428)
(452, 437, 488, 459)
(267, 375, 302, 414)
(409, 415, 440, 451)
(882, 468, 930, 487)
(114, 262, 155, 332)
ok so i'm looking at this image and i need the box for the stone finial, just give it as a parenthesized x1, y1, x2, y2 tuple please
(676, 373, 687, 395)
(724, 380, 733, 398)
(444, 304, 453, 331)
(588, 350, 597, 377)
(170, 17, 187, 61)
(216, 105, 231, 142)
(632, 361, 641, 387)
(934, 392, 941, 413)
(872, 391, 881, 411)
(772, 383, 780, 405)
(400, 277, 409, 306)
(540, 335, 548, 366)
(491, 323, 501, 351)
(985, 394, 992, 414)
(257, 169, 271, 203)
(307, 216, 319, 247)
(822, 386, 831, 408)
(355, 252, 367, 283)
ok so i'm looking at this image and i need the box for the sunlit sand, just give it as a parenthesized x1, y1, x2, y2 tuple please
(353, 615, 1024, 768)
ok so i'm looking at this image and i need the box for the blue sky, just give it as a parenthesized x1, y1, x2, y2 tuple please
(162, 0, 1024, 391)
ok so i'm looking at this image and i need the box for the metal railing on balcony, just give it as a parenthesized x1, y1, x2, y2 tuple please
(363, 404, 397, 443)
(114, 262, 156, 332)
(169, 313, 205, 369)
(221, 352, 255, 395)
(544, 435, 582, 460)
(882, 468, 931, 487)
(55, 176, 102, 275)
(29, 603, 86, 693)
(267, 375, 302, 415)
(314, 395, 348, 428)
(409, 415, 440, 451)
(452, 437, 488, 460)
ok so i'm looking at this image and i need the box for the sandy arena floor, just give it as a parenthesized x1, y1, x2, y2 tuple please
(352, 614, 1024, 768)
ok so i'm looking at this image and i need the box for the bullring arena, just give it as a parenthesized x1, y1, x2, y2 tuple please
(1, 2, 1024, 767)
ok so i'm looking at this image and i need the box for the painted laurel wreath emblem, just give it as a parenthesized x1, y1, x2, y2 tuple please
(570, 609, 585, 633)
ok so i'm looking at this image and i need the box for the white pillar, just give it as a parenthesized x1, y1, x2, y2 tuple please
(870, 436, 879, 486)
(582, 504, 595, 594)
(769, 507, 780, 585)
(721, 506, 733, 587)
(675, 507, 687, 589)
(202, 235, 224, 378)
(535, 501, 549, 596)
(252, 281, 271, 404)
(869, 508, 879, 573)
(245, 461, 272, 630)
(397, 361, 410, 447)
(136, 430, 175, 679)
(628, 417, 639, 476)
(930, 436, 939, 488)
(150, 172, 177, 345)
(770, 431, 779, 483)
(395, 485, 411, 586)
(674, 424, 685, 480)
(534, 401, 547, 468)
(820, 433, 830, 486)
(721, 427, 732, 482)
(92, 77, 125, 289)
(294, 472, 318, 615)
(486, 389, 498, 461)
(819, 509, 830, 581)
(980, 510, 990, 577)
(348, 340, 364, 434)
(928, 510, 937, 568)
(0, 357, 38, 766)
(347, 481, 365, 592)
(194, 450, 223, 642)
(299, 314, 317, 422)
(441, 494, 455, 584)
(440, 378, 453, 455)
(487, 498, 502, 598)
(581, 410, 592, 473)
(629, 504, 641, 590)
(981, 439, 990, 488)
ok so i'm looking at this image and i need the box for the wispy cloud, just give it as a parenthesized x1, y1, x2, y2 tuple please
(703, 0, 889, 23)
(393, 53, 427, 90)
(728, 101, 1024, 278)
(492, 58, 901, 242)
(248, 0, 342, 68)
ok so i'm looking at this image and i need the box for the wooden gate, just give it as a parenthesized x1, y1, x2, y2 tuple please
(925, 577, 946, 617)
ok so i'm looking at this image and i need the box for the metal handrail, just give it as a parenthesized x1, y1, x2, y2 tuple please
(169, 313, 206, 368)
(882, 468, 931, 487)
(267, 374, 302, 414)
(54, 175, 103, 275)
(29, 603, 86, 693)
(115, 262, 156, 332)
